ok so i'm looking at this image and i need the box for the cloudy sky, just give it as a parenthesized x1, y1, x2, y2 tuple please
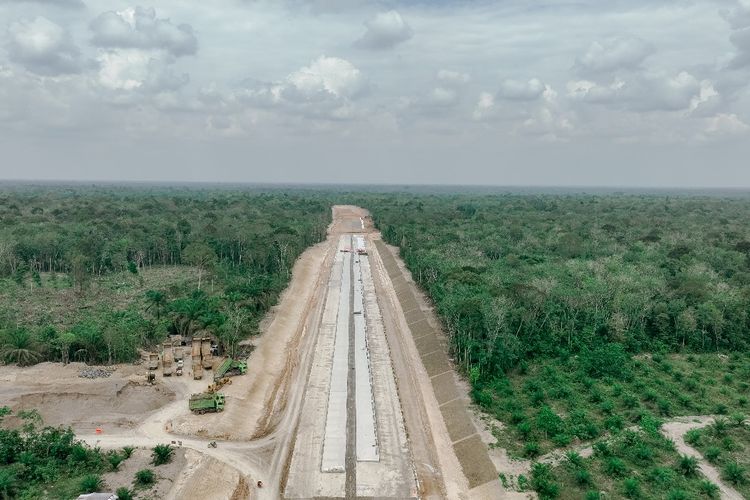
(1, 0, 750, 187)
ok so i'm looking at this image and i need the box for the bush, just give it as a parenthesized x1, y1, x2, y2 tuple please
(116, 487, 134, 500)
(575, 468, 592, 486)
(712, 418, 729, 437)
(530, 463, 559, 499)
(122, 446, 135, 459)
(604, 457, 627, 477)
(699, 480, 720, 499)
(676, 455, 699, 476)
(565, 451, 584, 468)
(704, 446, 721, 463)
(151, 444, 173, 465)
(107, 452, 125, 471)
(649, 466, 676, 487)
(523, 442, 541, 458)
(79, 474, 104, 494)
(722, 462, 746, 486)
(623, 478, 641, 498)
(667, 489, 689, 500)
(585, 491, 602, 500)
(580, 343, 631, 379)
(135, 469, 155, 486)
(684, 429, 702, 446)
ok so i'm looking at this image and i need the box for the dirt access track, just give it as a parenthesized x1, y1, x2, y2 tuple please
(1, 205, 503, 499)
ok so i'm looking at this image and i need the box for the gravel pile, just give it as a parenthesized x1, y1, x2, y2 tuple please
(78, 367, 115, 379)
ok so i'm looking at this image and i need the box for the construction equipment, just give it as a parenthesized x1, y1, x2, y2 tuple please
(213, 357, 248, 381)
(174, 346, 184, 362)
(201, 337, 213, 369)
(193, 354, 203, 380)
(189, 392, 225, 414)
(147, 371, 155, 384)
(175, 359, 184, 376)
(147, 353, 159, 371)
(162, 342, 174, 376)
(207, 377, 232, 393)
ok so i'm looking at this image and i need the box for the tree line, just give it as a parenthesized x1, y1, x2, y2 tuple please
(0, 186, 330, 365)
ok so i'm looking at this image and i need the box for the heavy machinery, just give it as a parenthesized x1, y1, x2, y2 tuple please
(175, 359, 184, 376)
(213, 357, 248, 381)
(201, 337, 213, 369)
(192, 354, 203, 380)
(162, 342, 174, 376)
(188, 392, 225, 414)
(147, 371, 156, 384)
(147, 353, 159, 371)
(207, 377, 232, 393)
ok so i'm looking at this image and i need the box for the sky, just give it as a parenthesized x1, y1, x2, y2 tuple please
(1, 0, 750, 187)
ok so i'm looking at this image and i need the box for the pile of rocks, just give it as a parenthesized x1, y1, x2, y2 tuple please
(78, 367, 115, 379)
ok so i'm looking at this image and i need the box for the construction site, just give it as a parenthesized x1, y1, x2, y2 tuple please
(0, 206, 503, 499)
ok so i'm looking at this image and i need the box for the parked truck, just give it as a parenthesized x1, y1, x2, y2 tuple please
(147, 353, 159, 371)
(175, 359, 184, 376)
(192, 354, 203, 380)
(213, 357, 248, 381)
(201, 337, 213, 369)
(162, 342, 174, 376)
(188, 392, 225, 414)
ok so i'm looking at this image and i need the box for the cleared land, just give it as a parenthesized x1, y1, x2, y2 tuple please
(1, 205, 501, 499)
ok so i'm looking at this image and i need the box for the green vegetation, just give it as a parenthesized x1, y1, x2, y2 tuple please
(364, 192, 750, 496)
(691, 416, 750, 497)
(0, 186, 330, 365)
(0, 407, 115, 499)
(151, 444, 173, 466)
(134, 468, 155, 487)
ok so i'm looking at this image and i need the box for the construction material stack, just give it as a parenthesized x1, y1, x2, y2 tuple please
(188, 392, 225, 414)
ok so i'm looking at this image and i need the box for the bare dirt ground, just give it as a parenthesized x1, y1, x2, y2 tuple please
(1, 205, 504, 499)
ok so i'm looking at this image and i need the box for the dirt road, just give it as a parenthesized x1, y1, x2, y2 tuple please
(4, 206, 501, 499)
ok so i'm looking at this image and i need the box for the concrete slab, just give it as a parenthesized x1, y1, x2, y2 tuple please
(421, 350, 451, 378)
(431, 371, 460, 406)
(440, 399, 477, 442)
(322, 248, 350, 473)
(414, 332, 444, 357)
(453, 434, 501, 489)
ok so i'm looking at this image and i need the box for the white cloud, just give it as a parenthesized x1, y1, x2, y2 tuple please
(90, 6, 197, 57)
(286, 56, 365, 99)
(567, 71, 711, 112)
(355, 10, 413, 50)
(96, 49, 188, 92)
(497, 78, 546, 101)
(575, 36, 654, 74)
(472, 91, 496, 120)
(437, 69, 470, 86)
(429, 87, 458, 107)
(7, 16, 83, 75)
(704, 113, 750, 135)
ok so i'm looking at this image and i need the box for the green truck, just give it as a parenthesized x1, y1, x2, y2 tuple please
(189, 392, 225, 414)
(213, 357, 248, 381)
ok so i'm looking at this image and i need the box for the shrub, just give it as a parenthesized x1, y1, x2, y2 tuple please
(580, 343, 631, 379)
(622, 393, 639, 409)
(599, 400, 615, 414)
(530, 463, 560, 499)
(684, 429, 702, 446)
(633, 444, 654, 464)
(565, 451, 584, 468)
(605, 415, 625, 431)
(585, 491, 602, 500)
(135, 469, 155, 486)
(107, 452, 125, 471)
(699, 480, 720, 499)
(122, 446, 135, 459)
(575, 468, 592, 486)
(676, 455, 699, 477)
(604, 457, 627, 477)
(151, 444, 173, 466)
(552, 433, 572, 447)
(704, 446, 721, 463)
(649, 466, 676, 487)
(722, 462, 746, 486)
(116, 487, 134, 500)
(712, 418, 729, 437)
(523, 442, 541, 458)
(536, 406, 564, 438)
(729, 412, 746, 427)
(622, 478, 641, 498)
(593, 441, 611, 457)
(79, 474, 104, 494)
(517, 422, 532, 439)
(667, 489, 689, 500)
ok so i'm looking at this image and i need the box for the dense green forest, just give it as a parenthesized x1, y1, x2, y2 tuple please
(364, 192, 750, 498)
(0, 187, 330, 365)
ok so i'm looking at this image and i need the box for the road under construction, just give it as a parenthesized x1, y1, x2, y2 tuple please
(74, 205, 502, 499)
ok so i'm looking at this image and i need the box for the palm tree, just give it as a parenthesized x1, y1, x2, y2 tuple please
(0, 328, 41, 366)
(145, 290, 167, 319)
